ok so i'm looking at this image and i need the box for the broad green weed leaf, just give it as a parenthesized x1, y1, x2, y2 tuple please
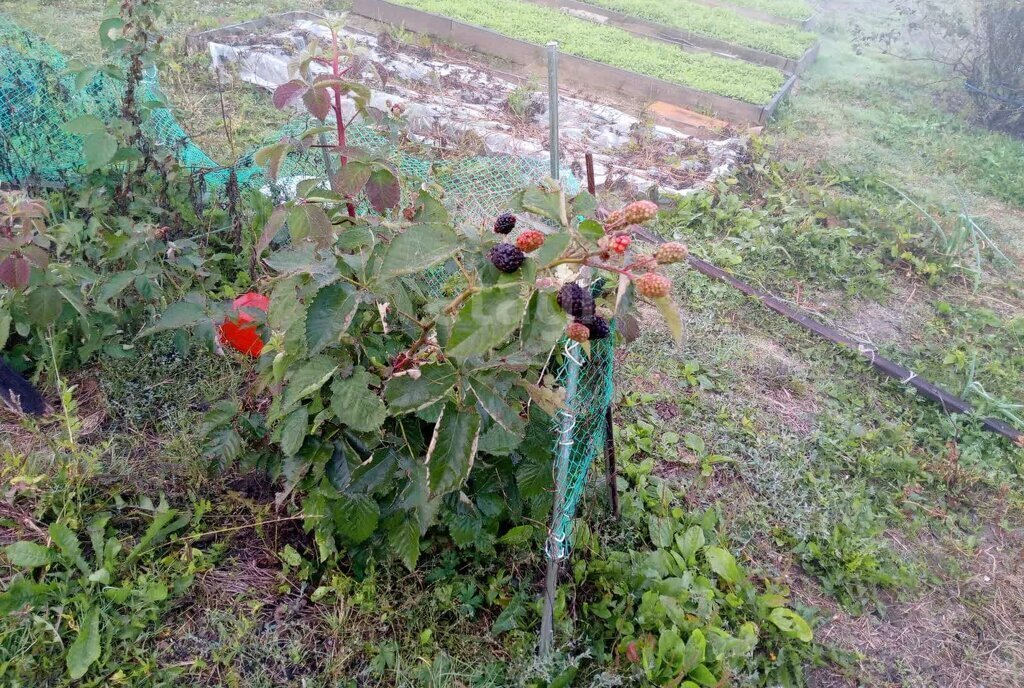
(5, 542, 53, 568)
(704, 546, 743, 585)
(768, 607, 813, 642)
(66, 606, 101, 680)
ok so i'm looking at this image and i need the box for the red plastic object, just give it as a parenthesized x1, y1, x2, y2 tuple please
(219, 292, 270, 357)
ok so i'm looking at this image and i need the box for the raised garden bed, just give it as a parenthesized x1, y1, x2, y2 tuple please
(531, 0, 819, 74)
(352, 0, 797, 125)
(695, 0, 816, 30)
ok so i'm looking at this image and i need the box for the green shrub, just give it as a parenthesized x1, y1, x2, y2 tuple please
(587, 0, 817, 59)
(391, 0, 786, 104)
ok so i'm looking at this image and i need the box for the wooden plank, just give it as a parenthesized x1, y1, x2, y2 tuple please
(762, 71, 798, 121)
(648, 101, 733, 138)
(352, 0, 782, 125)
(525, 0, 818, 74)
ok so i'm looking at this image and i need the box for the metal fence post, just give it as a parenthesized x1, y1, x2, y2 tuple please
(547, 41, 560, 182)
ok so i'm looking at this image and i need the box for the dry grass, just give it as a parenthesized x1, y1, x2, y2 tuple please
(805, 528, 1024, 688)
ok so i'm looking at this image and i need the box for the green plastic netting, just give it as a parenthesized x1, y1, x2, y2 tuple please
(547, 316, 616, 561)
(0, 13, 578, 219)
(0, 13, 613, 562)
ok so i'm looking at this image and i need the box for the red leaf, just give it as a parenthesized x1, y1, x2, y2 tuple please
(365, 167, 401, 214)
(303, 87, 332, 121)
(0, 255, 31, 289)
(272, 79, 308, 110)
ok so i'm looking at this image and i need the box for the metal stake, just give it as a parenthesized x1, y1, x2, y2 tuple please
(547, 41, 560, 182)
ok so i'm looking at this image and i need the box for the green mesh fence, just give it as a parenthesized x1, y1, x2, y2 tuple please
(546, 292, 616, 561)
(0, 13, 614, 563)
(0, 13, 577, 221)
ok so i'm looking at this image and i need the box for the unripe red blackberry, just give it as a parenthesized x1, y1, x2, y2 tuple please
(623, 200, 658, 225)
(655, 242, 688, 264)
(634, 272, 671, 299)
(566, 321, 590, 343)
(585, 315, 611, 340)
(515, 230, 545, 253)
(557, 283, 595, 319)
(494, 213, 517, 235)
(609, 234, 632, 254)
(489, 243, 525, 273)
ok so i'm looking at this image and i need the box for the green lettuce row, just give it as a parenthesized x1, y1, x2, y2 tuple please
(390, 0, 786, 105)
(585, 0, 816, 59)
(719, 0, 813, 22)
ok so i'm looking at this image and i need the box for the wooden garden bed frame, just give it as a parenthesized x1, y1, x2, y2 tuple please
(351, 0, 798, 126)
(526, 0, 819, 74)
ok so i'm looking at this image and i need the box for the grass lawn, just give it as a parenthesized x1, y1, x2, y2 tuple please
(0, 0, 1022, 685)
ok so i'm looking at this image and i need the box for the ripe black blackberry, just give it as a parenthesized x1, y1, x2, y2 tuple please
(493, 213, 517, 235)
(557, 283, 594, 319)
(584, 315, 611, 340)
(489, 243, 526, 273)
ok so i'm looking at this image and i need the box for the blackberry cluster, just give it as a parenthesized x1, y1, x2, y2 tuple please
(583, 315, 611, 340)
(557, 283, 594, 319)
(489, 243, 526, 273)
(493, 213, 517, 235)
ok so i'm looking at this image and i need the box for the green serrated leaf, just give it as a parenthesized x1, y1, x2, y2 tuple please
(306, 283, 359, 354)
(532, 232, 571, 267)
(377, 224, 461, 280)
(387, 514, 421, 571)
(520, 186, 568, 226)
(520, 290, 565, 354)
(426, 403, 481, 495)
(82, 132, 117, 172)
(470, 376, 525, 435)
(282, 356, 338, 412)
(26, 286, 63, 327)
(49, 522, 90, 575)
(139, 300, 205, 337)
(279, 407, 309, 457)
(384, 362, 458, 414)
(447, 286, 527, 360)
(62, 114, 105, 136)
(333, 494, 380, 544)
(331, 367, 387, 433)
